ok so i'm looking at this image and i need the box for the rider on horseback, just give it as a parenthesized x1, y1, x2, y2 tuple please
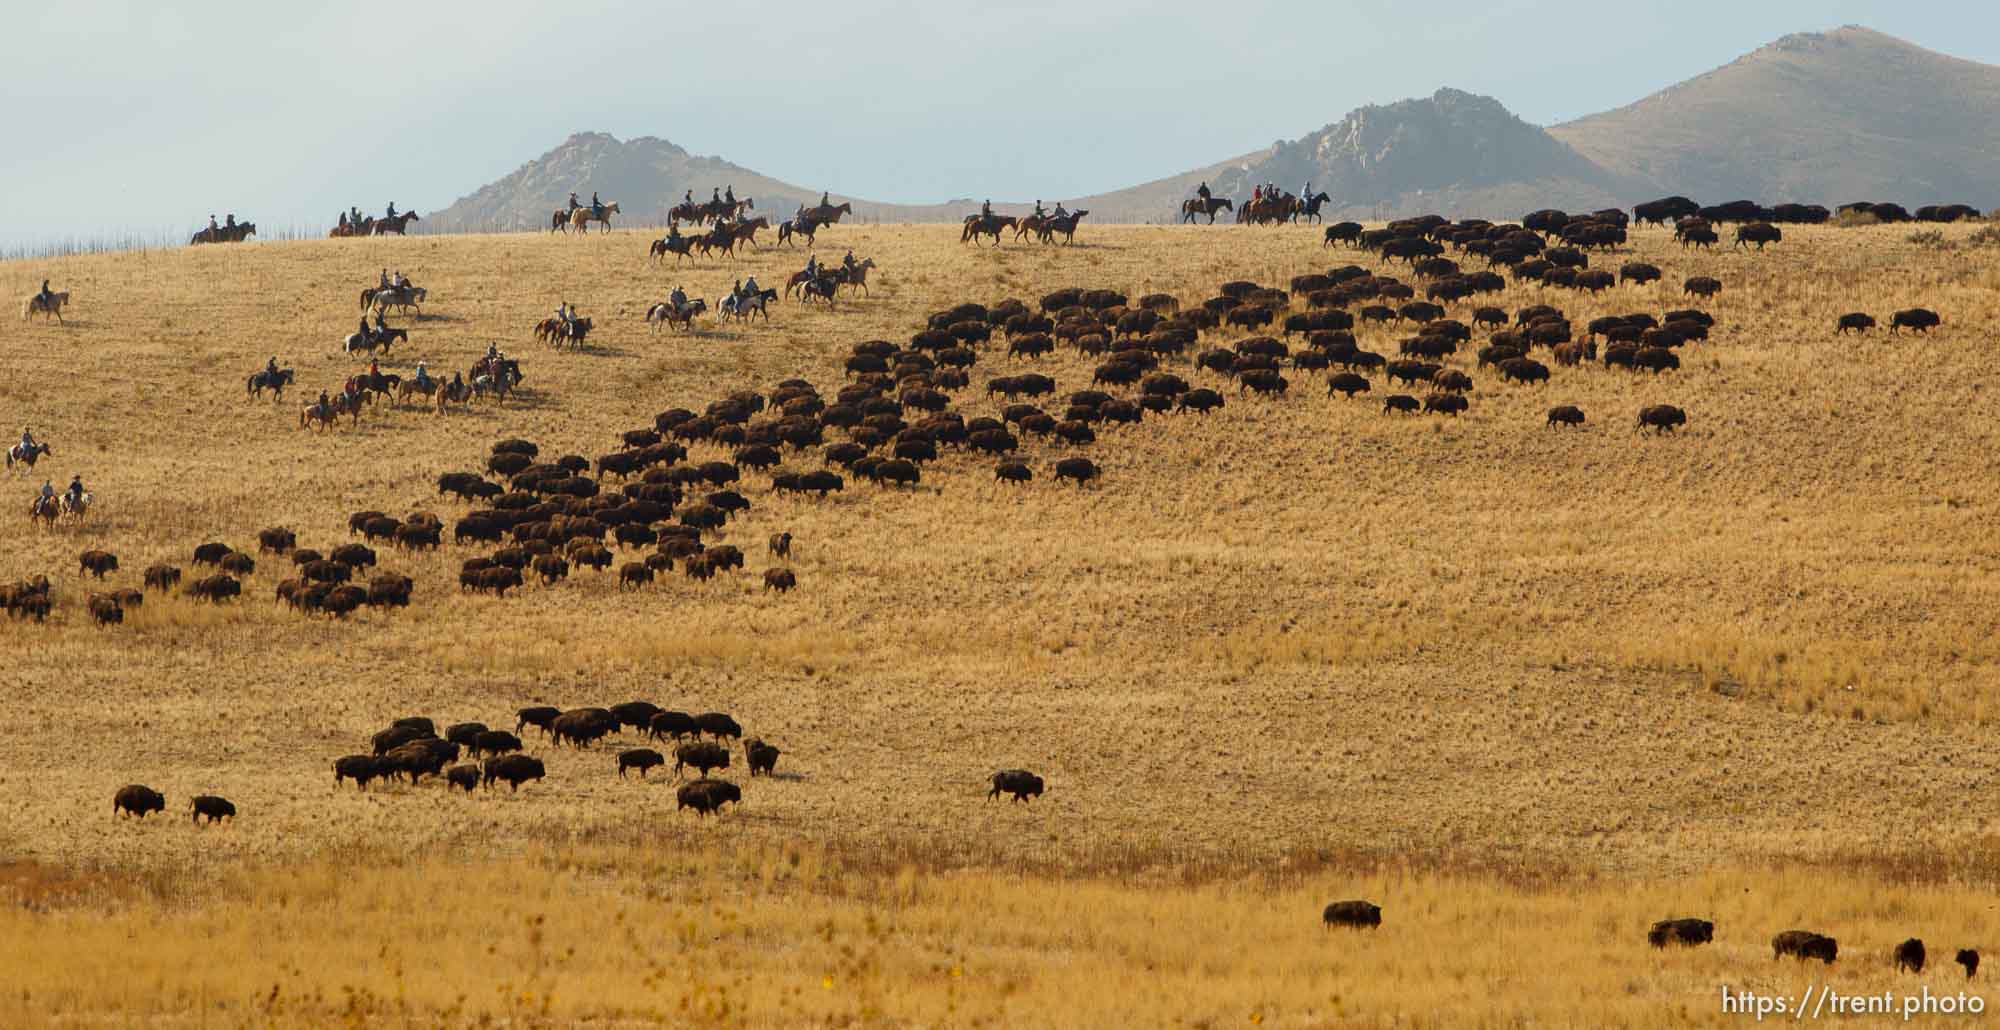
(1197, 182, 1211, 203)
(358, 315, 371, 341)
(712, 187, 721, 205)
(669, 284, 688, 313)
(338, 212, 349, 230)
(591, 192, 603, 219)
(66, 474, 83, 509)
(266, 355, 280, 378)
(683, 189, 693, 206)
(743, 274, 761, 299)
(374, 310, 389, 333)
(369, 358, 380, 378)
(380, 268, 390, 289)
(1032, 200, 1045, 219)
(38, 479, 54, 514)
(843, 249, 856, 274)
(20, 427, 36, 454)
(413, 361, 432, 390)
(1052, 201, 1069, 220)
(225, 214, 237, 230)
(725, 186, 736, 205)
(36, 279, 52, 307)
(820, 191, 830, 208)
(568, 192, 580, 212)
(802, 253, 818, 283)
(386, 201, 398, 220)
(981, 199, 993, 219)
(392, 270, 407, 290)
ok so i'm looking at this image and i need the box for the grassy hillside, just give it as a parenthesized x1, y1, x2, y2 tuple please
(5, 220, 2000, 1022)
(1552, 26, 2000, 204)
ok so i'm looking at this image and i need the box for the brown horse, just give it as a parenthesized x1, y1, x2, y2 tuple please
(1013, 215, 1048, 241)
(961, 214, 1016, 246)
(836, 258, 876, 295)
(776, 217, 821, 247)
(372, 212, 420, 235)
(329, 217, 374, 238)
(1035, 210, 1088, 245)
(396, 377, 439, 407)
(1181, 197, 1233, 224)
(435, 378, 473, 414)
(22, 291, 70, 323)
(802, 201, 851, 224)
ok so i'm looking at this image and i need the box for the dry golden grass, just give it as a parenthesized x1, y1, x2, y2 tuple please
(5, 220, 2000, 1023)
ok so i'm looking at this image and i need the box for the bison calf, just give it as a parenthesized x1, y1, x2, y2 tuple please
(190, 795, 236, 825)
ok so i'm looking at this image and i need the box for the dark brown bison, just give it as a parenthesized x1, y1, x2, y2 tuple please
(516, 706, 561, 735)
(989, 769, 1044, 802)
(647, 710, 698, 742)
(1498, 357, 1549, 385)
(144, 564, 182, 591)
(746, 738, 780, 776)
(1638, 405, 1687, 433)
(1734, 222, 1782, 249)
(1424, 393, 1468, 416)
(189, 574, 241, 602)
(1322, 900, 1382, 929)
(1893, 937, 1926, 974)
(444, 764, 482, 792)
(1053, 457, 1099, 486)
(1545, 405, 1585, 428)
(1327, 372, 1370, 398)
(257, 526, 297, 553)
(617, 748, 666, 779)
(1647, 918, 1713, 947)
(1683, 276, 1721, 298)
(762, 568, 796, 592)
(1957, 948, 1979, 979)
(444, 722, 488, 748)
(675, 740, 732, 778)
(79, 549, 118, 578)
(189, 794, 236, 824)
(471, 729, 523, 757)
(1890, 308, 1940, 333)
(334, 754, 389, 790)
(1772, 930, 1838, 964)
(483, 754, 546, 791)
(114, 784, 166, 818)
(676, 778, 742, 816)
(1835, 312, 1876, 334)
(1383, 394, 1419, 415)
(219, 551, 256, 576)
(191, 542, 233, 565)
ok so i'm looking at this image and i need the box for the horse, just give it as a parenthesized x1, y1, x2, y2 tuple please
(1036, 210, 1089, 245)
(1181, 197, 1233, 224)
(545, 317, 592, 350)
(1293, 192, 1332, 224)
(346, 370, 400, 403)
(372, 212, 420, 235)
(435, 378, 473, 414)
(800, 277, 839, 308)
(191, 223, 255, 245)
(329, 218, 374, 238)
(22, 291, 69, 323)
(961, 214, 1016, 246)
(246, 368, 295, 401)
(6, 442, 51, 470)
(650, 235, 698, 264)
(836, 258, 876, 296)
(300, 400, 340, 432)
(396, 377, 440, 407)
(647, 298, 706, 332)
(731, 216, 769, 249)
(803, 201, 851, 224)
(1013, 215, 1048, 241)
(721, 289, 775, 323)
(566, 202, 620, 233)
(470, 356, 522, 389)
(776, 217, 820, 247)
(29, 494, 58, 526)
(344, 328, 405, 355)
(60, 491, 91, 522)
(362, 285, 425, 315)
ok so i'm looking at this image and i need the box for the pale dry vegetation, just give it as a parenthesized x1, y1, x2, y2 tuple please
(4, 219, 2000, 1024)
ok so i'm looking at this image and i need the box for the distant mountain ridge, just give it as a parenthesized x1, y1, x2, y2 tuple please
(431, 27, 1998, 229)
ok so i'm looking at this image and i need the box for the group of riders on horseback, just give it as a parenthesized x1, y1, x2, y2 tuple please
(334, 203, 419, 237)
(337, 203, 400, 233)
(193, 213, 256, 244)
(1181, 179, 1332, 224)
(22, 425, 85, 521)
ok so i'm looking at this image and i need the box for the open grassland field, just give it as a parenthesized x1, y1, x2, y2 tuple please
(5, 221, 2000, 1025)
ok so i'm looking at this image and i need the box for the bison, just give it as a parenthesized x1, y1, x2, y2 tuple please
(675, 740, 732, 778)
(1647, 918, 1713, 947)
(746, 738, 781, 776)
(114, 784, 166, 818)
(1890, 308, 1940, 333)
(1772, 930, 1838, 964)
(989, 768, 1044, 802)
(1893, 937, 1926, 974)
(334, 754, 389, 790)
(676, 778, 742, 816)
(483, 754, 546, 791)
(189, 794, 236, 824)
(617, 748, 666, 779)
(1638, 405, 1687, 433)
(1322, 901, 1382, 929)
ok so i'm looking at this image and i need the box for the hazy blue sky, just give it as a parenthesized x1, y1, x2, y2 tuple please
(8, 1, 1996, 245)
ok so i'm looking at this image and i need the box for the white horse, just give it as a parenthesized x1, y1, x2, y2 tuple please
(22, 291, 70, 323)
(367, 285, 426, 316)
(720, 288, 774, 323)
